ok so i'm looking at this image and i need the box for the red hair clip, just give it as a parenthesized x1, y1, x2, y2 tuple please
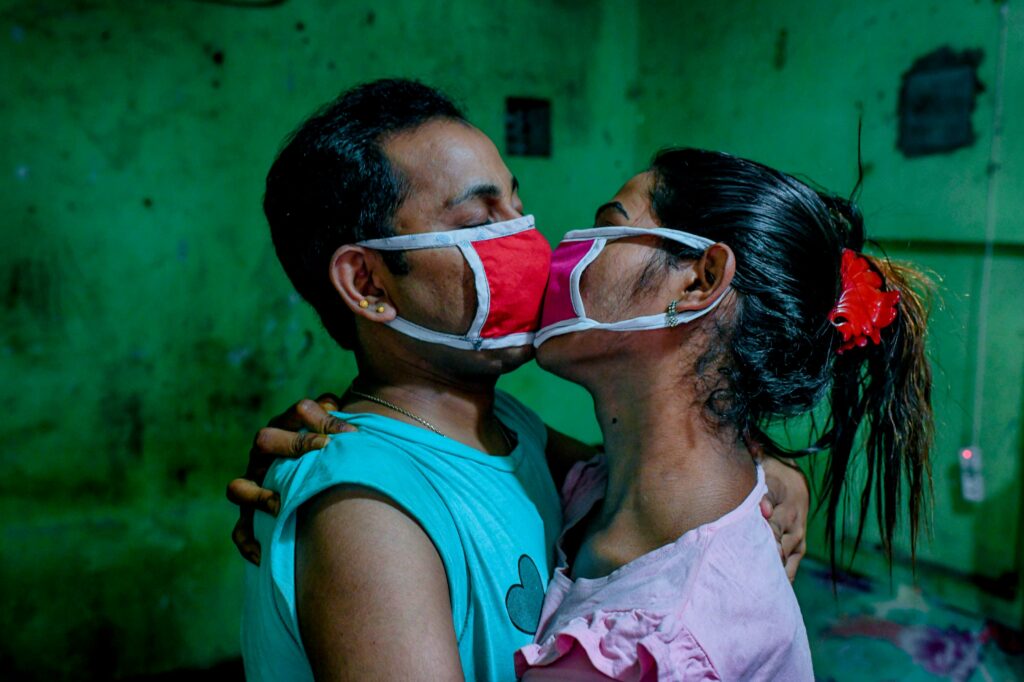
(828, 249, 900, 354)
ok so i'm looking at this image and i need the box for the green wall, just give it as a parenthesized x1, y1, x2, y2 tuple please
(632, 0, 1024, 626)
(1, 0, 1021, 678)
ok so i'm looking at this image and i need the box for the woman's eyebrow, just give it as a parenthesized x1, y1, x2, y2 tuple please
(594, 201, 629, 222)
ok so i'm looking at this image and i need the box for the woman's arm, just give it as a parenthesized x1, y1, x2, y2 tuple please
(296, 486, 464, 681)
(227, 394, 350, 564)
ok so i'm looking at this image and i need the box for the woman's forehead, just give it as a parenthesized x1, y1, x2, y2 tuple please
(595, 172, 658, 227)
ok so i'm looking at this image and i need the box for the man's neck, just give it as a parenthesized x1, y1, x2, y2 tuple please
(344, 355, 510, 455)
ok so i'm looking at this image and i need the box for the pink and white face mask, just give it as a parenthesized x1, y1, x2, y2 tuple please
(357, 215, 551, 351)
(534, 226, 728, 346)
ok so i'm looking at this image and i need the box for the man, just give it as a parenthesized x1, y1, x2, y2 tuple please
(232, 79, 808, 681)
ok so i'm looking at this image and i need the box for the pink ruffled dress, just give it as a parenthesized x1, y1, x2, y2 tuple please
(515, 457, 813, 681)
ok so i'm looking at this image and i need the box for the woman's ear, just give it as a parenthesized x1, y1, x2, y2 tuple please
(329, 245, 397, 322)
(677, 242, 735, 309)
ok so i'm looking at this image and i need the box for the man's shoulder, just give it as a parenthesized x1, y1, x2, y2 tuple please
(265, 424, 442, 519)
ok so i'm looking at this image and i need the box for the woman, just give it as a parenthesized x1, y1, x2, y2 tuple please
(515, 148, 932, 680)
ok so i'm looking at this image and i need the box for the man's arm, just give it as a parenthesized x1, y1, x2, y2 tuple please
(296, 486, 464, 682)
(760, 456, 810, 582)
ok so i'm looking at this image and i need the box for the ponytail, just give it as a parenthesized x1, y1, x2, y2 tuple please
(818, 256, 934, 570)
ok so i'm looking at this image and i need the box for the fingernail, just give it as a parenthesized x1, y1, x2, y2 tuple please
(314, 434, 331, 449)
(342, 424, 358, 433)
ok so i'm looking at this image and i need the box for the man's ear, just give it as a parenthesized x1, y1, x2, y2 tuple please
(329, 245, 397, 322)
(677, 242, 735, 310)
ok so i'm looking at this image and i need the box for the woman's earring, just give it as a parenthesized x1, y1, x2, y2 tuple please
(359, 300, 369, 309)
(667, 300, 679, 327)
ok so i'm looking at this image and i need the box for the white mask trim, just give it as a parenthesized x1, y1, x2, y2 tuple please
(534, 226, 727, 347)
(355, 214, 541, 350)
(569, 239, 606, 319)
(357, 215, 535, 250)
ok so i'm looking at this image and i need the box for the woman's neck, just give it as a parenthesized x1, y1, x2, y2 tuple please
(574, 365, 756, 577)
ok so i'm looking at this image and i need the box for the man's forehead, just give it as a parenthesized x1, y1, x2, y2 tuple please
(383, 120, 513, 204)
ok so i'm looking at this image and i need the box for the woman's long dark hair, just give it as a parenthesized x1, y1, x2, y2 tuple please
(648, 148, 933, 571)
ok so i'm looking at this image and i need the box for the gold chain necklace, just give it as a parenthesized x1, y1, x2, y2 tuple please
(347, 389, 514, 452)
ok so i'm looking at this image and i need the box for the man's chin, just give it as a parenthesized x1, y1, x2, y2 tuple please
(490, 344, 536, 373)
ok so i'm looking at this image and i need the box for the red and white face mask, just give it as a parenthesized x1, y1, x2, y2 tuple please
(357, 215, 552, 350)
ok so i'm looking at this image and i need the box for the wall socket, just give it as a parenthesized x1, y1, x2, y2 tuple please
(959, 445, 985, 503)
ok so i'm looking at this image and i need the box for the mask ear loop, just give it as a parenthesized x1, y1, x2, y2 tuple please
(457, 243, 491, 349)
(568, 238, 606, 318)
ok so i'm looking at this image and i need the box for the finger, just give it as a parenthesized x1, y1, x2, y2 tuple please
(231, 514, 262, 566)
(295, 398, 354, 435)
(266, 398, 333, 431)
(760, 495, 774, 520)
(781, 531, 803, 559)
(253, 427, 331, 458)
(226, 478, 282, 516)
(315, 392, 343, 413)
(784, 539, 807, 582)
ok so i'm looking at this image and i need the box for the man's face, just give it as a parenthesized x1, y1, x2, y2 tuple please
(369, 119, 535, 371)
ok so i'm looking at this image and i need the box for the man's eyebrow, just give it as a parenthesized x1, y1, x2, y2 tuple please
(594, 201, 629, 222)
(446, 183, 503, 208)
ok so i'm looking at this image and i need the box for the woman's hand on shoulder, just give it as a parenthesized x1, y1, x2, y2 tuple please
(226, 393, 355, 565)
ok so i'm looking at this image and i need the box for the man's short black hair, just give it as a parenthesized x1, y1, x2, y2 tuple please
(264, 78, 467, 349)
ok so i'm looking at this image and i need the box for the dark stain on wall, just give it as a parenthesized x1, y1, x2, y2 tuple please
(774, 28, 789, 71)
(102, 387, 147, 473)
(898, 46, 984, 157)
(3, 258, 56, 316)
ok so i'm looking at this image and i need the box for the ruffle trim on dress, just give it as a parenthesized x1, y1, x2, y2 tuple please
(515, 610, 720, 681)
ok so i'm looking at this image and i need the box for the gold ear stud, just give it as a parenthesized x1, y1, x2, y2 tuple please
(359, 300, 369, 309)
(376, 305, 386, 313)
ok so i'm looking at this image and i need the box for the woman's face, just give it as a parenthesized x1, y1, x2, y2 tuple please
(535, 172, 680, 376)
